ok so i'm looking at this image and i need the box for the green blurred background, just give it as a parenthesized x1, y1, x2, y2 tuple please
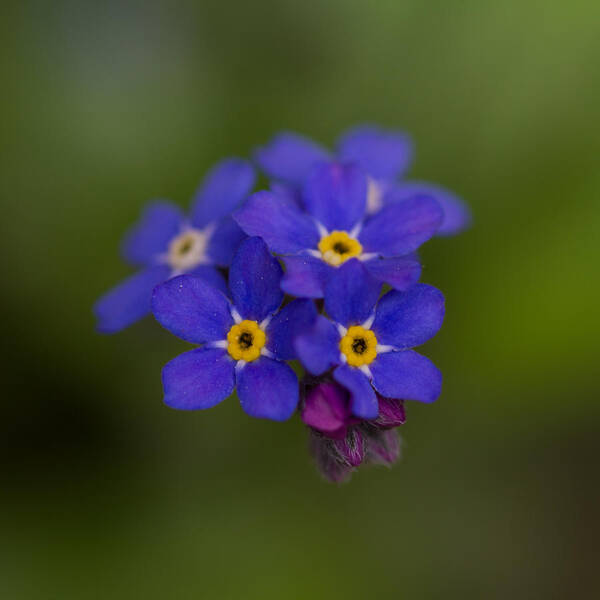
(2, 1, 599, 598)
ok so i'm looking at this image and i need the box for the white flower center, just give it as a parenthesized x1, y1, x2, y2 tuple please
(167, 228, 209, 271)
(366, 177, 384, 214)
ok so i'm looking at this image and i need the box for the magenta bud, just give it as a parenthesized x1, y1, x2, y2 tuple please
(371, 396, 406, 429)
(365, 429, 401, 466)
(309, 431, 354, 483)
(332, 428, 365, 467)
(302, 382, 359, 439)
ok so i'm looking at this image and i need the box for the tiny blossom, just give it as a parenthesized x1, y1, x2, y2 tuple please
(151, 237, 317, 421)
(254, 124, 471, 234)
(94, 158, 255, 333)
(234, 161, 441, 298)
(294, 259, 444, 419)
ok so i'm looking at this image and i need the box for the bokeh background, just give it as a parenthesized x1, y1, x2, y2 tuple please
(2, 1, 599, 598)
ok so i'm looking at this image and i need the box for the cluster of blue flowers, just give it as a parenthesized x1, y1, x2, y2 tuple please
(95, 125, 470, 482)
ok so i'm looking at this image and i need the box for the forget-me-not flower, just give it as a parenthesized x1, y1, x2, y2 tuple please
(254, 124, 471, 235)
(295, 259, 444, 419)
(234, 161, 441, 297)
(94, 158, 255, 333)
(151, 237, 317, 421)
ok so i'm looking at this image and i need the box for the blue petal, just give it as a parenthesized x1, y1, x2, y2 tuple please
(358, 195, 443, 256)
(266, 299, 318, 360)
(228, 237, 284, 322)
(205, 217, 247, 267)
(237, 357, 299, 421)
(254, 132, 330, 185)
(281, 254, 331, 298)
(234, 191, 319, 254)
(94, 265, 170, 334)
(324, 259, 380, 327)
(302, 162, 367, 231)
(333, 364, 378, 419)
(162, 348, 235, 410)
(189, 158, 255, 228)
(270, 182, 303, 208)
(372, 284, 445, 348)
(363, 255, 422, 291)
(390, 181, 471, 236)
(294, 315, 341, 375)
(371, 350, 442, 403)
(121, 201, 184, 267)
(151, 274, 233, 344)
(186, 264, 229, 296)
(337, 124, 413, 180)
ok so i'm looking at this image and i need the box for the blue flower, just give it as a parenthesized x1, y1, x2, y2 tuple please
(234, 161, 441, 297)
(151, 237, 317, 421)
(94, 158, 255, 333)
(254, 124, 471, 235)
(294, 259, 444, 420)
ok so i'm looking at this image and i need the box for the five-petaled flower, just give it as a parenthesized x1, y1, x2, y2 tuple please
(234, 161, 442, 298)
(254, 124, 471, 234)
(94, 158, 255, 333)
(294, 259, 444, 419)
(151, 237, 317, 421)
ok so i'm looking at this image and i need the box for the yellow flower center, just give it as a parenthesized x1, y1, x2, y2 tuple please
(226, 320, 266, 362)
(318, 231, 362, 266)
(167, 229, 208, 271)
(339, 325, 378, 367)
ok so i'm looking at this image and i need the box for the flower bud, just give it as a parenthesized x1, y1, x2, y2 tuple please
(331, 427, 364, 467)
(371, 396, 406, 429)
(309, 431, 354, 483)
(302, 382, 359, 439)
(364, 428, 401, 466)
